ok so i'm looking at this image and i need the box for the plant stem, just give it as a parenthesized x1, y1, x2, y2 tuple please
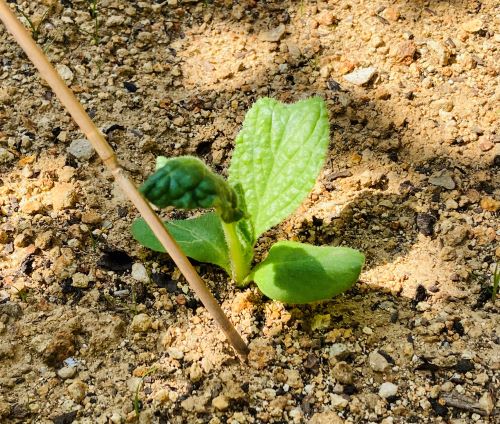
(221, 221, 250, 285)
(91, 0, 99, 45)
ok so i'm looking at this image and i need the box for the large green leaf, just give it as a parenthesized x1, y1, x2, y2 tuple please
(249, 241, 364, 304)
(229, 97, 330, 238)
(131, 212, 231, 274)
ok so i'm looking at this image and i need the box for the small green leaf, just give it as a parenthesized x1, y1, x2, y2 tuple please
(155, 156, 168, 170)
(141, 156, 244, 223)
(229, 97, 330, 238)
(131, 212, 231, 274)
(249, 241, 364, 304)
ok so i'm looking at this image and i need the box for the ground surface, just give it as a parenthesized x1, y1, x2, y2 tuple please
(0, 0, 499, 423)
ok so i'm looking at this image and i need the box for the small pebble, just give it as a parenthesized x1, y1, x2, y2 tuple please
(343, 67, 377, 85)
(67, 139, 95, 161)
(67, 380, 87, 403)
(330, 394, 348, 409)
(131, 263, 149, 283)
(362, 326, 373, 335)
(429, 173, 456, 190)
(368, 351, 390, 372)
(259, 24, 286, 42)
(461, 19, 483, 33)
(71, 273, 90, 288)
(212, 395, 229, 411)
(329, 343, 351, 360)
(379, 382, 398, 398)
(55, 64, 74, 83)
(130, 313, 152, 333)
(57, 366, 77, 380)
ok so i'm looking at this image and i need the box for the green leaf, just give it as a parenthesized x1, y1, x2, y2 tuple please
(249, 241, 364, 304)
(155, 156, 168, 170)
(141, 156, 244, 223)
(229, 97, 330, 238)
(131, 212, 231, 274)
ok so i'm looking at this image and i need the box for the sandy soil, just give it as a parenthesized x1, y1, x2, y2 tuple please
(0, 1, 499, 423)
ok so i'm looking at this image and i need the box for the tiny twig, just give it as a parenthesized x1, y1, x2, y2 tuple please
(441, 393, 488, 416)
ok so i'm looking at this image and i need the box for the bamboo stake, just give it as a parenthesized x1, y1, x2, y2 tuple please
(0, 0, 249, 359)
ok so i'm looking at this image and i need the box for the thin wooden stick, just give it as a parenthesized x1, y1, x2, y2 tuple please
(0, 0, 249, 359)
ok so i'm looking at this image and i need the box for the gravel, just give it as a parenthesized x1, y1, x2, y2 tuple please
(0, 0, 498, 422)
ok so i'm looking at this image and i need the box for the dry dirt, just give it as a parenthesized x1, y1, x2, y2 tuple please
(0, 1, 499, 423)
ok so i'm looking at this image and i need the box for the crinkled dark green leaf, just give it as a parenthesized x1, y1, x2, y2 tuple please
(141, 156, 244, 223)
(249, 241, 364, 304)
(131, 212, 231, 273)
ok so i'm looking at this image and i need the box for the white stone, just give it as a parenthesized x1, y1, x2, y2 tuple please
(330, 394, 348, 409)
(343, 67, 377, 85)
(55, 64, 74, 83)
(167, 347, 184, 360)
(429, 173, 455, 190)
(329, 343, 350, 360)
(67, 138, 94, 161)
(127, 377, 142, 393)
(379, 382, 398, 398)
(131, 263, 149, 283)
(259, 24, 286, 42)
(106, 16, 125, 26)
(57, 366, 77, 379)
(368, 351, 390, 372)
(109, 412, 123, 424)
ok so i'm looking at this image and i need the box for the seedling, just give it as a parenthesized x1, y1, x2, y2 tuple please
(16, 5, 51, 42)
(13, 286, 30, 302)
(132, 97, 364, 304)
(133, 367, 156, 416)
(492, 262, 499, 302)
(87, 0, 100, 45)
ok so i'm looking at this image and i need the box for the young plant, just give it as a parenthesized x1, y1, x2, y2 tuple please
(87, 0, 100, 45)
(492, 262, 499, 302)
(16, 5, 52, 42)
(132, 97, 364, 304)
(133, 367, 156, 416)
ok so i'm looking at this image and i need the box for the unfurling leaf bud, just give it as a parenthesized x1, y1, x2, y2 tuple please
(140, 156, 244, 223)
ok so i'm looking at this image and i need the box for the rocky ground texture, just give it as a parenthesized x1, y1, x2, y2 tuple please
(0, 0, 499, 423)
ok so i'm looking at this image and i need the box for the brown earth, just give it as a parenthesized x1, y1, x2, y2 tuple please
(0, 1, 499, 423)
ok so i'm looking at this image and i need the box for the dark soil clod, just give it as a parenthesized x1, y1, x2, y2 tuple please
(97, 248, 133, 273)
(454, 359, 475, 373)
(52, 411, 78, 424)
(123, 81, 138, 93)
(416, 213, 436, 236)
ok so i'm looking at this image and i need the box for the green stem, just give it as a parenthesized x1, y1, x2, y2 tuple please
(221, 220, 250, 286)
